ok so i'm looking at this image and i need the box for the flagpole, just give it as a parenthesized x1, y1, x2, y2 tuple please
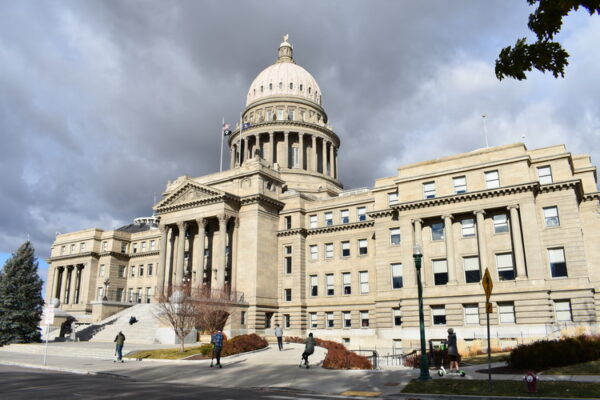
(220, 117, 224, 172)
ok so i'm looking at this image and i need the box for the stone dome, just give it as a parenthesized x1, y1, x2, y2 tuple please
(246, 36, 322, 107)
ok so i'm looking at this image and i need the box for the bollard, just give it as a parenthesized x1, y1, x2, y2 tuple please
(524, 371, 538, 393)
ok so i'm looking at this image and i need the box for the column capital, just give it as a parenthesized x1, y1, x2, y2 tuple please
(442, 214, 454, 221)
(284, 131, 289, 138)
(507, 204, 520, 211)
(299, 132, 304, 137)
(218, 214, 230, 224)
(196, 217, 207, 227)
(159, 224, 169, 233)
(473, 210, 486, 216)
(176, 221, 188, 230)
(412, 218, 423, 225)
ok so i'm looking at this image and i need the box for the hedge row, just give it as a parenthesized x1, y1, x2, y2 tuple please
(193, 333, 268, 358)
(508, 335, 600, 371)
(285, 336, 372, 369)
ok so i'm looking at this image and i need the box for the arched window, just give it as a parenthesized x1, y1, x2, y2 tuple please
(269, 83, 273, 90)
(300, 84, 303, 91)
(289, 82, 293, 89)
(308, 87, 311, 94)
(279, 82, 283, 89)
(260, 85, 263, 92)
(253, 89, 256, 95)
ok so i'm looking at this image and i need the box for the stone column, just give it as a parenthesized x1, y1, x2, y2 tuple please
(412, 219, 423, 247)
(69, 265, 79, 304)
(508, 205, 527, 279)
(216, 215, 229, 289)
(60, 266, 68, 304)
(64, 266, 73, 304)
(230, 145, 235, 169)
(166, 227, 177, 287)
(156, 225, 168, 295)
(268, 132, 274, 165)
(329, 141, 334, 177)
(321, 139, 327, 174)
(193, 218, 206, 284)
(73, 265, 83, 304)
(284, 132, 289, 168)
(474, 210, 487, 275)
(335, 148, 339, 179)
(231, 217, 239, 290)
(51, 266, 60, 300)
(175, 221, 187, 285)
(239, 139, 244, 165)
(443, 215, 457, 284)
(311, 135, 317, 171)
(299, 133, 305, 170)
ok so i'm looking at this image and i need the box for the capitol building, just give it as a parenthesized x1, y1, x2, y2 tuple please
(46, 37, 600, 350)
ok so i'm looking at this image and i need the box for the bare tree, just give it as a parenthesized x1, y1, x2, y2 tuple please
(155, 284, 241, 352)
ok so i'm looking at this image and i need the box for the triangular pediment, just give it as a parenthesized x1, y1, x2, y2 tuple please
(154, 180, 225, 211)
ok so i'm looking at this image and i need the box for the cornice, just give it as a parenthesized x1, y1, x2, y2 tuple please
(156, 193, 239, 214)
(307, 220, 375, 235)
(98, 251, 131, 260)
(128, 250, 160, 259)
(392, 182, 539, 211)
(583, 192, 600, 202)
(367, 209, 396, 219)
(48, 252, 99, 263)
(240, 194, 285, 210)
(229, 120, 340, 146)
(276, 228, 307, 237)
(537, 180, 579, 194)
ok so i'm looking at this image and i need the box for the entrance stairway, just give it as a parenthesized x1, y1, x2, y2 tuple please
(88, 303, 160, 344)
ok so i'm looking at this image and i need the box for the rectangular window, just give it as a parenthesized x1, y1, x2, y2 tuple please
(423, 181, 436, 199)
(309, 215, 317, 228)
(265, 312, 273, 329)
(359, 271, 369, 294)
(131, 266, 136, 277)
(241, 311, 246, 325)
(120, 242, 127, 253)
(99, 264, 105, 277)
(80, 242, 86, 252)
(326, 312, 334, 328)
(432, 305, 446, 325)
(277, 109, 284, 120)
(343, 272, 351, 295)
(493, 214, 509, 233)
(431, 222, 444, 240)
(325, 212, 333, 226)
(310, 245, 318, 261)
(388, 192, 399, 205)
(326, 274, 334, 296)
(554, 300, 572, 322)
(310, 275, 318, 296)
(97, 287, 104, 301)
(118, 265, 126, 278)
(433, 259, 448, 285)
(284, 288, 292, 302)
(137, 287, 143, 303)
(340, 209, 349, 224)
(284, 245, 292, 274)
(145, 287, 152, 303)
(266, 110, 273, 121)
(341, 241, 350, 257)
(496, 253, 515, 281)
(358, 239, 368, 255)
(132, 243, 138, 253)
(343, 311, 351, 328)
(288, 109, 295, 121)
(393, 308, 402, 326)
(284, 314, 291, 328)
(284, 216, 292, 229)
(147, 263, 153, 276)
(549, 248, 568, 278)
(390, 228, 401, 245)
(485, 170, 500, 189)
(150, 240, 156, 251)
(453, 176, 467, 194)
(116, 288, 124, 302)
(543, 206, 560, 227)
(498, 302, 516, 324)
(357, 207, 366, 221)
(141, 241, 146, 252)
(360, 311, 369, 327)
(310, 313, 317, 329)
(537, 166, 553, 184)
(391, 263, 403, 289)
(70, 244, 76, 253)
(464, 256, 481, 283)
(139, 265, 144, 276)
(461, 218, 475, 237)
(61, 245, 66, 255)
(464, 303, 480, 324)
(325, 243, 334, 259)
(128, 288, 133, 303)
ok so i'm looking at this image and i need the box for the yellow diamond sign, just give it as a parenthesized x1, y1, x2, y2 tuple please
(482, 268, 493, 301)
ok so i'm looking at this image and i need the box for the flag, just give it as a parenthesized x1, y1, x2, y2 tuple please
(242, 122, 251, 130)
(222, 123, 232, 136)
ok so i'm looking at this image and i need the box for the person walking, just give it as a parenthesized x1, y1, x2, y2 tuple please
(447, 328, 459, 372)
(211, 329, 224, 368)
(114, 331, 125, 363)
(274, 324, 284, 351)
(300, 332, 315, 368)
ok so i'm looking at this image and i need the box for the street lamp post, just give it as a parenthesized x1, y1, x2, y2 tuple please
(413, 244, 431, 381)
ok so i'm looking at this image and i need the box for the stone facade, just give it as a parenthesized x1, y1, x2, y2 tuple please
(47, 37, 600, 351)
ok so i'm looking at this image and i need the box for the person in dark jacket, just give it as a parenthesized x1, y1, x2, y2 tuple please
(447, 328, 459, 372)
(211, 330, 224, 368)
(300, 333, 315, 367)
(114, 331, 126, 362)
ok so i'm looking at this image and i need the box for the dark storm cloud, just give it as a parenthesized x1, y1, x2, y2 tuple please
(1, 0, 598, 261)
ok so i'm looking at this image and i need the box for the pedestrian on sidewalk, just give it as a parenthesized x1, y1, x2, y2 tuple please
(211, 329, 224, 368)
(274, 324, 284, 351)
(114, 331, 126, 363)
(447, 328, 459, 372)
(300, 332, 315, 367)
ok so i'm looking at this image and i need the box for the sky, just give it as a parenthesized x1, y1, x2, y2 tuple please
(1, 1, 599, 284)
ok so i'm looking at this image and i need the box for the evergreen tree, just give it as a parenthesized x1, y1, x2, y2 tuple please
(0, 241, 44, 345)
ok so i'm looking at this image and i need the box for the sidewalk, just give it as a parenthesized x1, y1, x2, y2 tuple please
(1, 342, 599, 398)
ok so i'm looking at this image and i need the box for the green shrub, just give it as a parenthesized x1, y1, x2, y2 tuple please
(198, 343, 213, 356)
(284, 336, 373, 369)
(508, 335, 600, 371)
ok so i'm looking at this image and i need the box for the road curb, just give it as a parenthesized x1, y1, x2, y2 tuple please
(0, 360, 96, 375)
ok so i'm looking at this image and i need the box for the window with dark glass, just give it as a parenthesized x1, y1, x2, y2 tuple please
(496, 253, 515, 280)
(431, 222, 444, 240)
(433, 259, 448, 285)
(391, 263, 403, 289)
(343, 272, 351, 294)
(463, 257, 481, 283)
(549, 248, 567, 277)
(390, 228, 400, 245)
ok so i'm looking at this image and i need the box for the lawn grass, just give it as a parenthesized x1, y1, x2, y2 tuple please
(127, 345, 209, 360)
(461, 351, 510, 365)
(402, 378, 600, 399)
(543, 359, 600, 375)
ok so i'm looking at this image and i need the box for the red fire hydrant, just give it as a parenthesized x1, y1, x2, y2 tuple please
(524, 371, 538, 393)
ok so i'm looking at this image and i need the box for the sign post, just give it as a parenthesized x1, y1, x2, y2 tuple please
(482, 268, 494, 392)
(42, 305, 55, 366)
